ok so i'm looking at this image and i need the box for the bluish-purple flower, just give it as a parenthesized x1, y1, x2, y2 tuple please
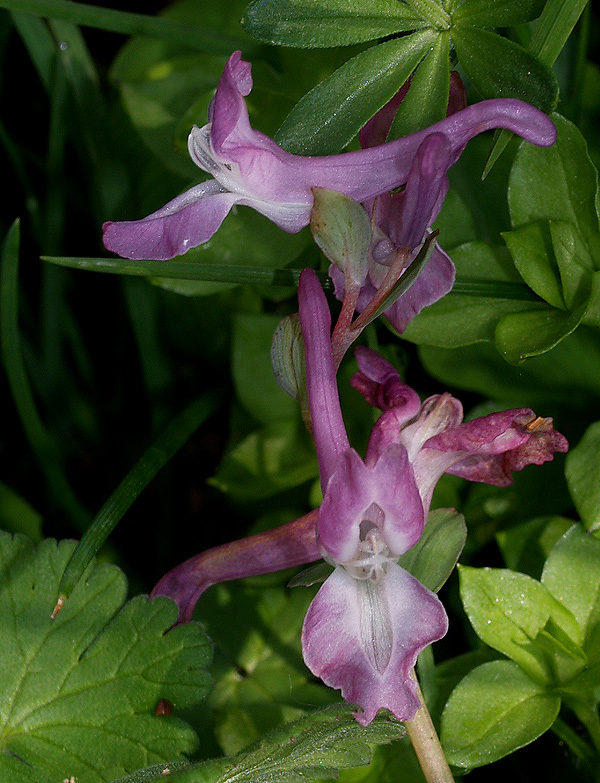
(103, 52, 556, 261)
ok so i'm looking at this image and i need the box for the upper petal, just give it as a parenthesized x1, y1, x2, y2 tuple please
(351, 346, 421, 419)
(299, 269, 350, 487)
(318, 445, 424, 562)
(387, 133, 451, 250)
(302, 564, 448, 725)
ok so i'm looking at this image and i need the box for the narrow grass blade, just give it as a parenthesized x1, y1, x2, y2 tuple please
(0, 221, 91, 528)
(57, 391, 220, 601)
(1, 0, 256, 54)
(43, 256, 331, 288)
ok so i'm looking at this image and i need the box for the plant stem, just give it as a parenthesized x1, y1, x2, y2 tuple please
(404, 678, 454, 783)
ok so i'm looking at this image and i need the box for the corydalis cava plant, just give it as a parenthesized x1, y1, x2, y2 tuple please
(152, 269, 568, 725)
(102, 51, 556, 261)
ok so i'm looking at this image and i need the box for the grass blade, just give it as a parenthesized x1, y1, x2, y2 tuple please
(57, 391, 220, 600)
(0, 221, 91, 528)
(1, 0, 257, 54)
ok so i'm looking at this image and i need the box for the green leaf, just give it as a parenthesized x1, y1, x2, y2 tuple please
(1, 0, 254, 54)
(441, 660, 561, 769)
(211, 419, 319, 501)
(402, 242, 542, 348)
(496, 516, 574, 579)
(528, 0, 589, 68)
(502, 222, 565, 309)
(565, 421, 600, 534)
(275, 32, 436, 155)
(242, 0, 425, 47)
(458, 565, 583, 684)
(452, 0, 544, 26)
(483, 0, 589, 174)
(173, 704, 405, 782)
(451, 25, 558, 112)
(0, 532, 211, 782)
(397, 508, 466, 593)
(233, 314, 299, 424)
(419, 329, 600, 410)
(44, 256, 317, 288)
(508, 114, 600, 264)
(550, 220, 596, 309)
(542, 524, 600, 643)
(494, 302, 588, 364)
(387, 31, 449, 139)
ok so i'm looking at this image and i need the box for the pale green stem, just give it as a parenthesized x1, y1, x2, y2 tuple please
(404, 677, 454, 783)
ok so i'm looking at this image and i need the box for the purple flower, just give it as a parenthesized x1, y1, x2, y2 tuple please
(151, 271, 567, 725)
(103, 52, 556, 261)
(329, 75, 464, 334)
(297, 269, 568, 724)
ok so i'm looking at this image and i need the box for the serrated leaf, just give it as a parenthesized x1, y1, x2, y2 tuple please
(458, 565, 583, 684)
(275, 32, 435, 155)
(0, 532, 211, 782)
(242, 0, 425, 47)
(441, 660, 560, 769)
(172, 704, 405, 782)
(451, 25, 558, 112)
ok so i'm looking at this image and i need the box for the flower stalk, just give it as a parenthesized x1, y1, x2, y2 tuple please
(404, 677, 455, 783)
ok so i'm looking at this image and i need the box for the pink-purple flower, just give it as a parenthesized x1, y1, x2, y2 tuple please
(329, 75, 467, 335)
(103, 51, 556, 261)
(152, 269, 567, 725)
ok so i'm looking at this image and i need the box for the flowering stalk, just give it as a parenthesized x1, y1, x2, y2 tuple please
(405, 677, 455, 783)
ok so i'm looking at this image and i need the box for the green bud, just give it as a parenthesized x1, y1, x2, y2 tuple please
(310, 187, 371, 286)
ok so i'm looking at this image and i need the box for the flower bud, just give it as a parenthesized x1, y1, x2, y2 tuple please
(310, 188, 371, 287)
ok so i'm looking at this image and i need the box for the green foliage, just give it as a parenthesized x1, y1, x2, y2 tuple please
(442, 660, 561, 770)
(162, 704, 405, 782)
(443, 524, 600, 769)
(566, 421, 600, 534)
(0, 531, 212, 782)
(244, 0, 556, 154)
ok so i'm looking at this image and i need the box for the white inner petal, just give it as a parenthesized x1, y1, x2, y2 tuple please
(342, 504, 396, 583)
(188, 125, 252, 197)
(357, 577, 394, 674)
